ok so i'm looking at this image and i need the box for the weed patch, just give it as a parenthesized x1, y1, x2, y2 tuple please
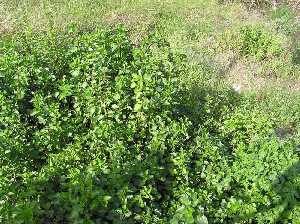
(239, 25, 282, 60)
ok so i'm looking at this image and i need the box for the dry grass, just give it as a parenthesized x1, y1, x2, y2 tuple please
(285, 0, 300, 11)
(227, 59, 300, 93)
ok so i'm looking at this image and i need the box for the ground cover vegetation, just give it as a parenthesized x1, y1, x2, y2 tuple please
(1, 0, 300, 223)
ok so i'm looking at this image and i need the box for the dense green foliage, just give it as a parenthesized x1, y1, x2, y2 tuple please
(1, 27, 300, 224)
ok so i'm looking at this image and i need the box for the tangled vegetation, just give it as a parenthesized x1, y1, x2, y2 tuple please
(0, 26, 299, 223)
(1, 0, 300, 223)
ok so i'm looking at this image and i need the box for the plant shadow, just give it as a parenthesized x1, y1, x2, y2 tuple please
(271, 159, 300, 221)
(250, 156, 300, 223)
(292, 48, 300, 65)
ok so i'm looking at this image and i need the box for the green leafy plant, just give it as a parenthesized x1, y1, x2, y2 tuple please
(239, 25, 282, 60)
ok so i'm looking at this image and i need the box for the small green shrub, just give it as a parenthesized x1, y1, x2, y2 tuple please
(239, 25, 282, 60)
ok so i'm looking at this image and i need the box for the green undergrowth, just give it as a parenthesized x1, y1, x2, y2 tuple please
(217, 22, 300, 78)
(2, 0, 300, 81)
(0, 27, 299, 223)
